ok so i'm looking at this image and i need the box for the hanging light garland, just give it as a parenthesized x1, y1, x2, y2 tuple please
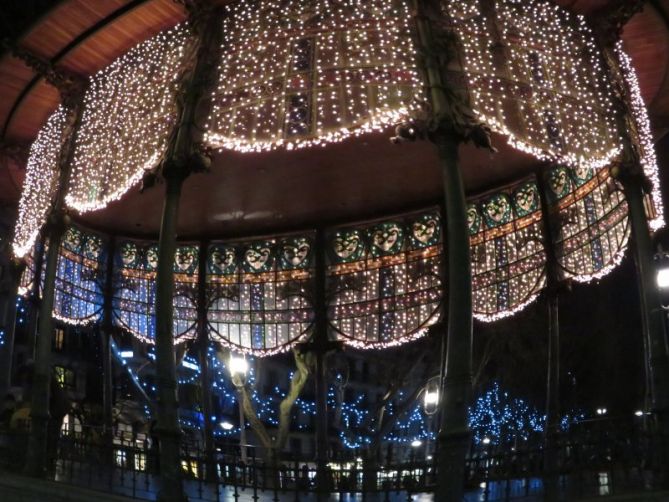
(616, 42, 665, 231)
(65, 24, 191, 213)
(204, 0, 421, 152)
(445, 0, 621, 171)
(12, 106, 67, 258)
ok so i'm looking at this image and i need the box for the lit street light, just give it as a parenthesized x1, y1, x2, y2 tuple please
(228, 354, 249, 463)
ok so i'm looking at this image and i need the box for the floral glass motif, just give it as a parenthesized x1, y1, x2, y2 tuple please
(444, 0, 619, 170)
(205, 0, 421, 152)
(207, 236, 314, 355)
(113, 241, 198, 343)
(327, 211, 442, 349)
(469, 180, 547, 321)
(546, 166, 630, 282)
(47, 227, 105, 324)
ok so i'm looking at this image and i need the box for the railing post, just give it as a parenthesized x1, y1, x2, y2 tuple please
(24, 83, 86, 477)
(151, 4, 223, 500)
(196, 240, 216, 480)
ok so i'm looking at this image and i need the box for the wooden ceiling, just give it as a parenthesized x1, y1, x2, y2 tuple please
(1, 0, 669, 238)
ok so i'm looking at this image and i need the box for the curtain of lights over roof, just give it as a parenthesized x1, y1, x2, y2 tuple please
(204, 0, 421, 152)
(326, 212, 443, 349)
(206, 237, 315, 356)
(113, 241, 198, 344)
(65, 25, 191, 213)
(12, 106, 67, 258)
(469, 180, 547, 322)
(546, 166, 630, 283)
(444, 0, 620, 170)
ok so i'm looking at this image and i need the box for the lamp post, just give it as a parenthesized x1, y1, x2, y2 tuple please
(422, 376, 440, 462)
(229, 354, 249, 464)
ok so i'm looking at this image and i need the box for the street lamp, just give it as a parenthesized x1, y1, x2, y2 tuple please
(228, 353, 249, 463)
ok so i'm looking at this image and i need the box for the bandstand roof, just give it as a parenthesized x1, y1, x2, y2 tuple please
(1, 0, 669, 239)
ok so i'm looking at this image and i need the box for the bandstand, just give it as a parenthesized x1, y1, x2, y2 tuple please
(0, 0, 668, 501)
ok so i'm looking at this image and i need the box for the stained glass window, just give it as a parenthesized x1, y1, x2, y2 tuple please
(205, 0, 420, 152)
(469, 180, 547, 321)
(546, 166, 630, 282)
(444, 0, 619, 170)
(113, 241, 198, 343)
(207, 236, 315, 355)
(51, 227, 105, 325)
(327, 211, 443, 349)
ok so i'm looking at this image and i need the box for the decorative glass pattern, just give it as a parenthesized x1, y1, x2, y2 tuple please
(327, 211, 443, 349)
(51, 227, 105, 325)
(207, 236, 314, 355)
(469, 180, 547, 321)
(205, 0, 420, 152)
(546, 166, 630, 282)
(113, 241, 198, 343)
(444, 0, 619, 170)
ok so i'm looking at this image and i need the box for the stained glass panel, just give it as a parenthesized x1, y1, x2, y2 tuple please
(113, 241, 198, 343)
(469, 180, 547, 321)
(327, 211, 442, 349)
(205, 0, 420, 152)
(207, 235, 314, 355)
(546, 166, 630, 282)
(50, 227, 105, 325)
(444, 0, 619, 170)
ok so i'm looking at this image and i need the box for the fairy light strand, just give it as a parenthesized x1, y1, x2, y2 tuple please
(205, 0, 422, 152)
(65, 24, 191, 213)
(616, 42, 665, 231)
(12, 106, 67, 258)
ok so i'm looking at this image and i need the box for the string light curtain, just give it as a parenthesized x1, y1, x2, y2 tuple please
(205, 0, 421, 152)
(326, 211, 443, 349)
(444, 0, 620, 170)
(50, 227, 105, 325)
(113, 241, 198, 343)
(65, 25, 192, 213)
(469, 179, 547, 322)
(12, 106, 67, 258)
(545, 166, 629, 283)
(616, 43, 664, 231)
(207, 236, 315, 355)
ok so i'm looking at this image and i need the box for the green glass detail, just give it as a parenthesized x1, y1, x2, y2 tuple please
(548, 166, 572, 200)
(467, 204, 482, 235)
(331, 230, 365, 263)
(242, 241, 275, 274)
(280, 237, 312, 270)
(483, 193, 513, 228)
(174, 246, 198, 274)
(410, 213, 441, 248)
(368, 222, 404, 257)
(209, 245, 237, 275)
(513, 182, 539, 217)
(119, 242, 140, 269)
(145, 245, 159, 272)
(572, 166, 594, 187)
